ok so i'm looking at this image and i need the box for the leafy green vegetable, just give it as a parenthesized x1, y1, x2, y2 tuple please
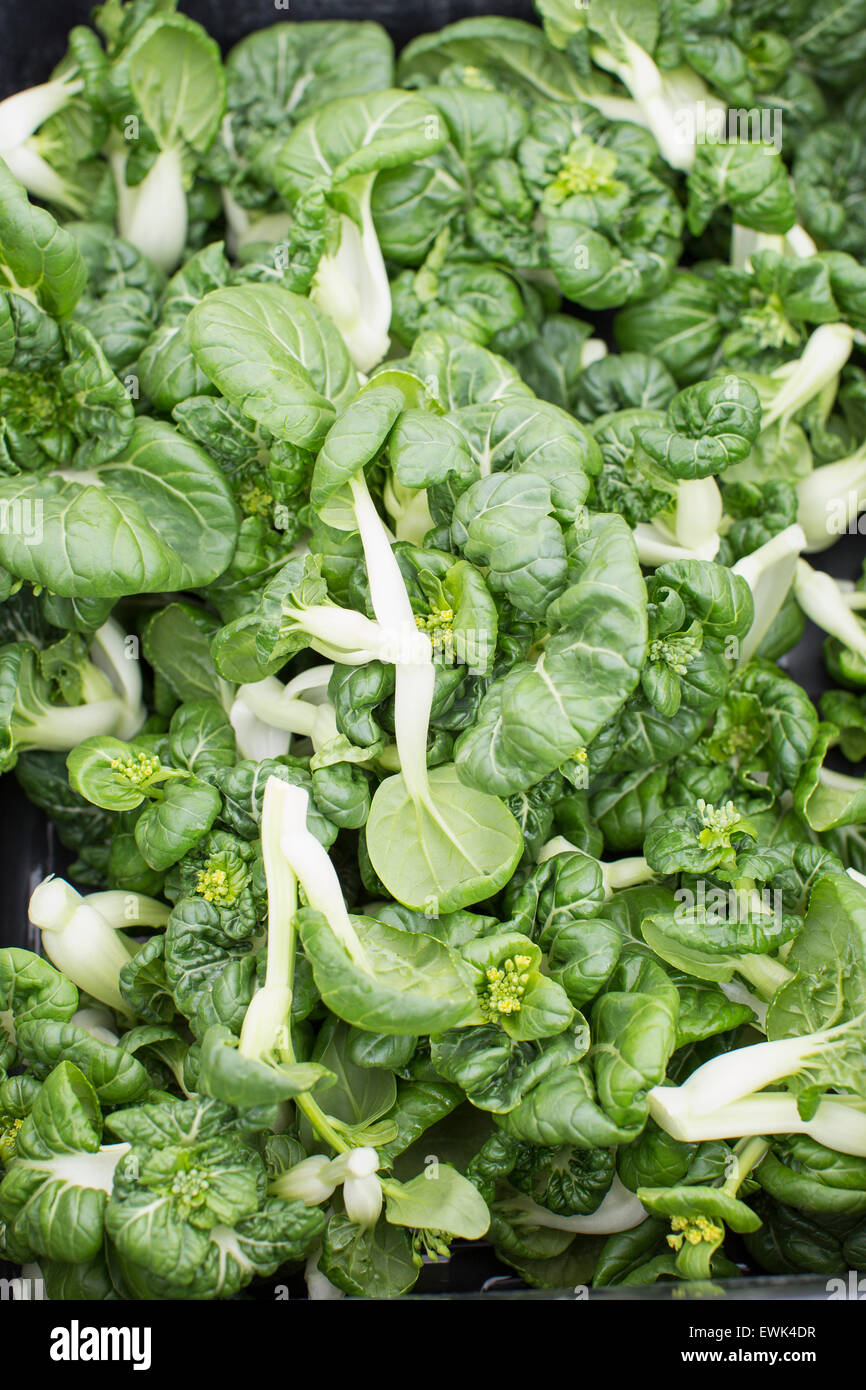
(0, 0, 865, 1303)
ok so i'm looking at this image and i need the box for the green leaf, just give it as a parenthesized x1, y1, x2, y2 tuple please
(0, 948, 79, 1073)
(198, 1025, 333, 1109)
(187, 284, 357, 448)
(756, 1147, 866, 1218)
(142, 603, 232, 711)
(397, 16, 592, 106)
(164, 897, 255, 1021)
(168, 700, 237, 777)
(460, 930, 574, 1040)
(67, 735, 174, 812)
(636, 376, 762, 479)
(498, 1060, 642, 1147)
(298, 907, 476, 1035)
(383, 1164, 490, 1239)
(456, 514, 647, 794)
(591, 950, 679, 1128)
(510, 1143, 615, 1215)
(365, 762, 523, 912)
(451, 471, 568, 620)
(310, 1019, 397, 1132)
(767, 872, 866, 1038)
(134, 777, 222, 871)
(0, 418, 239, 598)
(219, 20, 394, 150)
(124, 13, 226, 154)
(593, 1216, 669, 1286)
(321, 1211, 418, 1298)
(0, 158, 87, 317)
(546, 156, 682, 310)
(311, 384, 406, 527)
(545, 917, 623, 1007)
(138, 242, 231, 412)
(272, 89, 448, 205)
(795, 723, 866, 832)
(687, 143, 796, 237)
(431, 1029, 588, 1114)
(15, 1021, 150, 1105)
(615, 272, 722, 385)
(377, 1079, 462, 1164)
(638, 1182, 762, 1234)
(645, 905, 801, 959)
(0, 1062, 113, 1263)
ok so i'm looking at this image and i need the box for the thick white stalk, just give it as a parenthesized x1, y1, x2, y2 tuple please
(0, 76, 83, 151)
(537, 839, 653, 890)
(82, 891, 169, 929)
(25, 698, 127, 750)
(89, 619, 146, 738)
(305, 1248, 345, 1300)
(29, 1144, 132, 1193)
(785, 224, 818, 259)
(761, 324, 855, 432)
(277, 780, 371, 972)
(349, 472, 434, 804)
(230, 698, 291, 761)
(578, 91, 649, 126)
(673, 477, 723, 554)
(732, 523, 806, 665)
(592, 38, 698, 170)
(349, 474, 417, 637)
(283, 665, 335, 700)
(260, 777, 297, 990)
(114, 146, 187, 274)
(233, 669, 339, 759)
(580, 338, 608, 368)
(602, 857, 655, 894)
(730, 223, 817, 271)
(735, 952, 793, 1000)
(731, 225, 784, 271)
(393, 659, 436, 804)
(237, 679, 319, 738)
(650, 1089, 866, 1157)
(290, 603, 393, 663)
(504, 1176, 646, 1234)
(795, 560, 866, 657)
(312, 182, 390, 373)
(221, 187, 291, 257)
(240, 777, 298, 1061)
(28, 877, 136, 1016)
(2, 143, 83, 210)
(675, 1026, 851, 1110)
(633, 521, 718, 567)
(71, 1007, 120, 1045)
(537, 835, 577, 863)
(796, 444, 866, 552)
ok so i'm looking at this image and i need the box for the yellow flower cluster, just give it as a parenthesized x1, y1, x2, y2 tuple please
(0, 1114, 23, 1164)
(666, 1214, 724, 1251)
(170, 1167, 211, 1219)
(480, 954, 532, 1021)
(110, 752, 160, 784)
(195, 865, 234, 906)
(238, 483, 274, 519)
